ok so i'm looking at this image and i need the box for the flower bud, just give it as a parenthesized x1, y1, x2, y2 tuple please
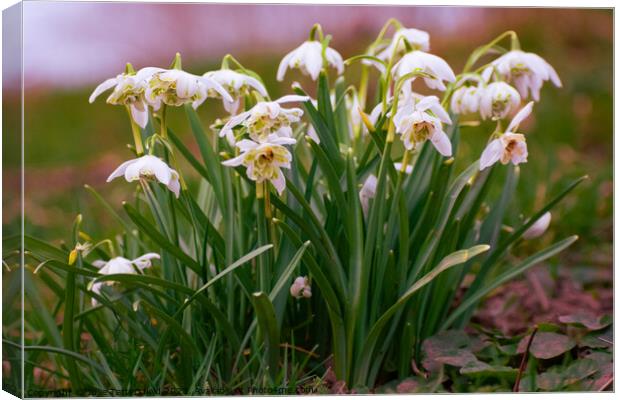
(290, 276, 311, 299)
(523, 212, 552, 239)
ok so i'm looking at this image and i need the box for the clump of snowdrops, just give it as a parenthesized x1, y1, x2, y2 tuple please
(7, 19, 584, 393)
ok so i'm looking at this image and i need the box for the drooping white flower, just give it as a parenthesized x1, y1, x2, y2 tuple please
(479, 82, 521, 120)
(377, 28, 430, 61)
(393, 94, 452, 156)
(219, 95, 309, 145)
(202, 69, 268, 114)
(145, 68, 232, 110)
(450, 86, 482, 115)
(89, 67, 159, 128)
(222, 135, 296, 195)
(479, 101, 534, 170)
(290, 276, 312, 298)
(359, 174, 378, 217)
(107, 155, 181, 198)
(523, 212, 552, 239)
(392, 50, 456, 91)
(364, 28, 431, 74)
(90, 253, 160, 306)
(277, 40, 344, 81)
(482, 50, 561, 101)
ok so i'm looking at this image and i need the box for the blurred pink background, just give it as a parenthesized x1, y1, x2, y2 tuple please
(18, 2, 482, 89)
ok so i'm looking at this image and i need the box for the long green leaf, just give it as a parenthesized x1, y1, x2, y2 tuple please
(123, 202, 202, 274)
(3, 340, 107, 375)
(184, 105, 225, 206)
(174, 244, 273, 316)
(442, 235, 578, 330)
(354, 244, 490, 386)
(251, 292, 280, 378)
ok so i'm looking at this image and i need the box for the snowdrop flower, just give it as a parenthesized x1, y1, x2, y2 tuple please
(359, 174, 377, 217)
(90, 253, 160, 306)
(450, 76, 484, 115)
(523, 212, 552, 239)
(365, 28, 431, 73)
(479, 82, 521, 120)
(392, 50, 456, 91)
(203, 69, 268, 114)
(219, 95, 309, 145)
(277, 40, 344, 81)
(393, 94, 452, 156)
(107, 155, 180, 198)
(290, 276, 312, 299)
(222, 135, 296, 195)
(479, 102, 534, 170)
(482, 50, 561, 101)
(364, 28, 431, 74)
(450, 86, 482, 115)
(89, 67, 158, 128)
(378, 28, 430, 60)
(145, 68, 232, 110)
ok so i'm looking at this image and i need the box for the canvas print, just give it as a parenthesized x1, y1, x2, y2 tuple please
(1, 1, 613, 396)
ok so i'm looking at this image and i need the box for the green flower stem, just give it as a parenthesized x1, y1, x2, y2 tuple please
(358, 65, 370, 111)
(400, 149, 411, 173)
(221, 54, 247, 70)
(309, 23, 325, 41)
(256, 182, 270, 292)
(264, 185, 278, 252)
(159, 105, 168, 139)
(462, 30, 518, 73)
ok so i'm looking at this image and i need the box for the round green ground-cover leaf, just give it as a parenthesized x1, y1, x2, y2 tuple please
(537, 358, 599, 390)
(459, 360, 518, 379)
(517, 331, 576, 359)
(421, 330, 488, 372)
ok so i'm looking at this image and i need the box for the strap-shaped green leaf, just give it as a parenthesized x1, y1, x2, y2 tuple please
(442, 235, 578, 330)
(250, 292, 280, 378)
(354, 244, 490, 386)
(123, 202, 202, 274)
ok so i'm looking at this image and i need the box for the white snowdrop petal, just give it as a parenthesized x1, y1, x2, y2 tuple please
(130, 102, 149, 129)
(507, 101, 534, 132)
(277, 50, 296, 82)
(479, 139, 504, 170)
(430, 130, 452, 157)
(523, 212, 552, 239)
(272, 170, 286, 195)
(89, 77, 118, 103)
(149, 157, 173, 186)
(107, 159, 135, 182)
(221, 153, 246, 167)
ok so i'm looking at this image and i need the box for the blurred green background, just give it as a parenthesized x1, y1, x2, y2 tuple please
(2, 6, 612, 268)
